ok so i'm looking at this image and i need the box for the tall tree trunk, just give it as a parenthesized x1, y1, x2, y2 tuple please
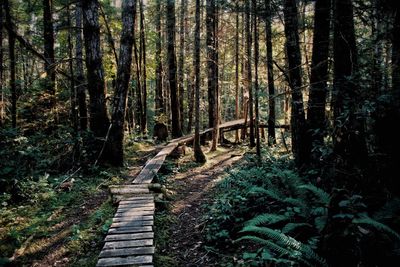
(0, 4, 4, 127)
(246, 0, 255, 147)
(253, 0, 261, 157)
(265, 0, 276, 145)
(283, 0, 308, 168)
(4, 0, 17, 128)
(67, 3, 77, 132)
(75, 2, 88, 131)
(193, 0, 206, 163)
(332, 0, 368, 183)
(82, 0, 111, 156)
(133, 20, 143, 133)
(109, 0, 136, 166)
(178, 0, 186, 132)
(234, 1, 240, 142)
(155, 0, 164, 115)
(139, 0, 147, 134)
(43, 0, 55, 95)
(307, 0, 331, 160)
(166, 0, 182, 138)
(207, 0, 219, 151)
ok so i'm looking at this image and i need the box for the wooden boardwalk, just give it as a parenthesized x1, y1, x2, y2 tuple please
(96, 119, 251, 266)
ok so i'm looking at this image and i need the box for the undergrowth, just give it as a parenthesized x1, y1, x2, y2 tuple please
(205, 149, 400, 266)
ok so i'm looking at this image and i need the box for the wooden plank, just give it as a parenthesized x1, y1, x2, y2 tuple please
(103, 239, 153, 249)
(114, 210, 154, 217)
(110, 220, 154, 229)
(110, 188, 149, 195)
(96, 255, 152, 267)
(122, 195, 154, 201)
(105, 232, 154, 242)
(117, 205, 155, 212)
(108, 226, 153, 234)
(112, 215, 153, 223)
(99, 246, 155, 258)
(119, 199, 153, 205)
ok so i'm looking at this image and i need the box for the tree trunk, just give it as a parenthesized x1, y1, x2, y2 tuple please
(109, 0, 136, 166)
(194, 0, 206, 163)
(133, 20, 143, 133)
(0, 4, 4, 127)
(234, 2, 240, 142)
(139, 0, 147, 134)
(82, 0, 111, 153)
(67, 3, 77, 132)
(43, 0, 55, 95)
(166, 0, 182, 138)
(265, 0, 276, 145)
(332, 0, 368, 183)
(253, 0, 261, 157)
(178, 0, 186, 132)
(283, 0, 308, 168)
(246, 0, 255, 147)
(4, 0, 17, 128)
(307, 0, 331, 160)
(75, 2, 88, 131)
(155, 0, 164, 115)
(207, 0, 219, 151)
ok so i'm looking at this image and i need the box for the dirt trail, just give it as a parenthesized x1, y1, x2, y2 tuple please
(165, 147, 244, 266)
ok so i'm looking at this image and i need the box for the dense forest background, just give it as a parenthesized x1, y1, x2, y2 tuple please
(1, 0, 400, 266)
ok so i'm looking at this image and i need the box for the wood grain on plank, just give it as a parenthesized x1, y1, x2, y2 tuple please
(99, 246, 155, 258)
(105, 232, 154, 242)
(96, 255, 153, 266)
(103, 239, 153, 249)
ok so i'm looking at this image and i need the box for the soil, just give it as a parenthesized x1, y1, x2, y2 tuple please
(164, 146, 244, 267)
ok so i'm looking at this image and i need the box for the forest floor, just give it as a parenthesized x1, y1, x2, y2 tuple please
(156, 145, 246, 266)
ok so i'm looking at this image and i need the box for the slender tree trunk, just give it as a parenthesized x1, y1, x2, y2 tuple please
(133, 20, 143, 133)
(139, 0, 147, 134)
(82, 0, 110, 153)
(194, 0, 206, 163)
(307, 0, 331, 160)
(283, 0, 308, 168)
(265, 0, 276, 145)
(234, 2, 240, 142)
(67, 3, 77, 132)
(43, 0, 55, 95)
(186, 74, 195, 133)
(4, 0, 17, 128)
(109, 0, 136, 166)
(253, 0, 261, 157)
(75, 2, 88, 131)
(155, 0, 164, 115)
(178, 0, 186, 132)
(166, 0, 182, 138)
(246, 0, 255, 147)
(0, 5, 4, 127)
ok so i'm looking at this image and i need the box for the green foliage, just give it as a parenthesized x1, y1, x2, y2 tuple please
(205, 150, 400, 266)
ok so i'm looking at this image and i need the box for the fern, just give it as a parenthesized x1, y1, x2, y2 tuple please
(245, 213, 289, 227)
(282, 223, 312, 234)
(240, 226, 327, 266)
(298, 184, 330, 205)
(373, 198, 400, 221)
(353, 217, 400, 241)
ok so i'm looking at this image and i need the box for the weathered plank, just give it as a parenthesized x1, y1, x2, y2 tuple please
(110, 220, 154, 229)
(105, 232, 154, 242)
(108, 226, 153, 234)
(117, 205, 155, 213)
(96, 255, 153, 267)
(99, 246, 155, 258)
(114, 210, 154, 217)
(112, 215, 153, 223)
(110, 188, 149, 195)
(103, 239, 153, 249)
(122, 195, 154, 201)
(119, 199, 154, 205)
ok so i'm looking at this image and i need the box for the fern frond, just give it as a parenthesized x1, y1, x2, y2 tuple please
(298, 184, 330, 205)
(245, 213, 288, 227)
(282, 223, 312, 234)
(240, 226, 327, 266)
(353, 217, 400, 241)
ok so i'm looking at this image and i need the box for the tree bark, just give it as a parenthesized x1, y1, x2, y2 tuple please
(75, 2, 88, 131)
(155, 0, 164, 115)
(0, 4, 4, 127)
(246, 0, 255, 147)
(109, 0, 136, 166)
(139, 0, 147, 134)
(166, 0, 182, 138)
(4, 0, 17, 128)
(265, 0, 276, 145)
(283, 0, 308, 168)
(307, 0, 331, 160)
(234, 1, 240, 142)
(193, 0, 206, 163)
(82, 0, 110, 147)
(43, 0, 56, 95)
(178, 0, 187, 132)
(253, 0, 261, 157)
